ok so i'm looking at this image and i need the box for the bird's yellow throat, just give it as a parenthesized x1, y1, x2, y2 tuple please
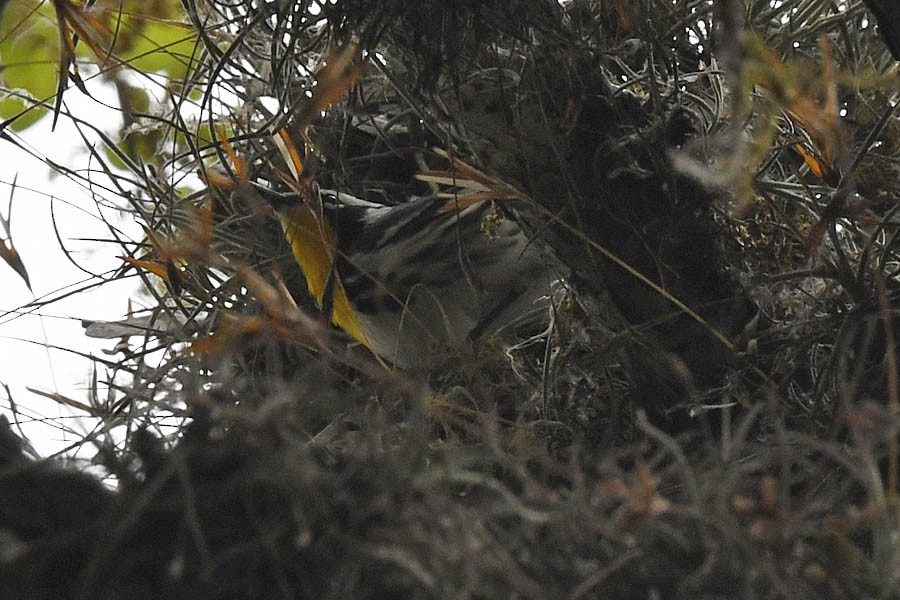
(277, 205, 370, 349)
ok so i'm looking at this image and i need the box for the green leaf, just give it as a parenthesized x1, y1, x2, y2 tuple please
(111, 0, 197, 79)
(0, 0, 59, 130)
(118, 19, 197, 79)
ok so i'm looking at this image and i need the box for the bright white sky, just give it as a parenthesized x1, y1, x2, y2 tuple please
(0, 81, 143, 458)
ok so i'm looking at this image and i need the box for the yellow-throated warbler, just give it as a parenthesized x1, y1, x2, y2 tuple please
(261, 186, 563, 368)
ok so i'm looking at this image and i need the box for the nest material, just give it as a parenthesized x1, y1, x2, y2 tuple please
(5, 0, 900, 597)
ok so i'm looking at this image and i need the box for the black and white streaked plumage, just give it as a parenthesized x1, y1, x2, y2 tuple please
(265, 187, 563, 368)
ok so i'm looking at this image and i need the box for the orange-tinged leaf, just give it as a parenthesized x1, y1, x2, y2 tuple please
(0, 240, 31, 290)
(189, 334, 221, 355)
(140, 223, 171, 260)
(819, 35, 838, 125)
(786, 105, 834, 161)
(121, 254, 210, 301)
(793, 142, 833, 181)
(216, 127, 247, 183)
(50, 0, 114, 129)
(121, 255, 168, 279)
(204, 167, 237, 190)
(276, 127, 304, 180)
(191, 315, 289, 358)
(0, 175, 31, 289)
(198, 198, 216, 242)
(294, 44, 365, 126)
(51, 0, 112, 57)
(420, 149, 527, 204)
(307, 63, 365, 112)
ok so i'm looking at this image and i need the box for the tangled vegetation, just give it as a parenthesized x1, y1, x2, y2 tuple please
(2, 0, 900, 597)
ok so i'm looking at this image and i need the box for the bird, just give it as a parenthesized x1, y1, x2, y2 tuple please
(260, 185, 564, 368)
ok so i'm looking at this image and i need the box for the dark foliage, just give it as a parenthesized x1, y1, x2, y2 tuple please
(0, 395, 887, 599)
(4, 0, 900, 597)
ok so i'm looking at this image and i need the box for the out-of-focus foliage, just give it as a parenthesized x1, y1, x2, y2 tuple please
(0, 0, 58, 129)
(3, 0, 900, 597)
(0, 0, 196, 133)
